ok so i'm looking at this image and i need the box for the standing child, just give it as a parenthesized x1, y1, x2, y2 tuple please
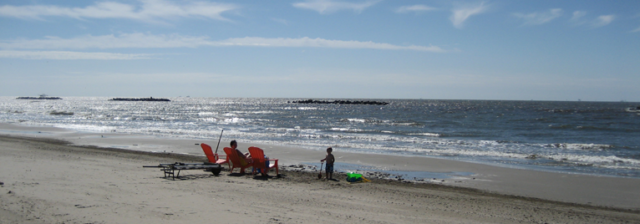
(320, 147, 335, 180)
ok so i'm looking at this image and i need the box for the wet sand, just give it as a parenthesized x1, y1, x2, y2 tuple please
(1, 123, 640, 223)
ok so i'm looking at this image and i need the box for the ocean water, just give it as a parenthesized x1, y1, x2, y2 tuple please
(1, 97, 639, 178)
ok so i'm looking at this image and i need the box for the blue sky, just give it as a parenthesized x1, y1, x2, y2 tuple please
(0, 0, 638, 101)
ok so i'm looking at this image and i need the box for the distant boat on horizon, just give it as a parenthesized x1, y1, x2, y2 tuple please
(109, 97, 170, 102)
(16, 94, 62, 100)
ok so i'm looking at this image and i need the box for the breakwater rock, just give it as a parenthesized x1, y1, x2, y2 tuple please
(290, 99, 388, 105)
(110, 97, 170, 102)
(16, 94, 62, 100)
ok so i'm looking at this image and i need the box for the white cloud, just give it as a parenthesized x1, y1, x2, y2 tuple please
(512, 8, 563, 26)
(0, 33, 447, 52)
(292, 0, 381, 14)
(571, 11, 615, 28)
(450, 2, 488, 29)
(0, 0, 237, 22)
(0, 50, 150, 60)
(633, 27, 640, 33)
(0, 33, 211, 49)
(215, 37, 446, 52)
(592, 15, 615, 27)
(570, 10, 587, 24)
(395, 5, 436, 13)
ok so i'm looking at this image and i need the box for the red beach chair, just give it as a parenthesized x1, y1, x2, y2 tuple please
(223, 147, 253, 174)
(200, 143, 229, 169)
(248, 147, 279, 176)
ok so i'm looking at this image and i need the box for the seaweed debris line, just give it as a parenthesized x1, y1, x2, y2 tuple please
(16, 94, 62, 100)
(290, 99, 388, 105)
(110, 97, 170, 102)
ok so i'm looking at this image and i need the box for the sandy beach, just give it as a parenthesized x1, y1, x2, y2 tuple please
(1, 124, 640, 223)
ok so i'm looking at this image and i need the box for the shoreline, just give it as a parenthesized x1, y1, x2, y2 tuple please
(1, 122, 640, 210)
(0, 122, 633, 178)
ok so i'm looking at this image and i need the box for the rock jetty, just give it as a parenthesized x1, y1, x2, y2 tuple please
(110, 97, 170, 102)
(290, 99, 388, 105)
(16, 94, 62, 100)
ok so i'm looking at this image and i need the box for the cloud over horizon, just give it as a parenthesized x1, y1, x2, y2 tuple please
(0, 50, 150, 60)
(217, 37, 445, 52)
(0, 33, 447, 56)
(570, 11, 616, 28)
(395, 5, 437, 14)
(0, 0, 237, 22)
(592, 15, 615, 27)
(292, 0, 381, 14)
(450, 2, 488, 29)
(513, 8, 563, 26)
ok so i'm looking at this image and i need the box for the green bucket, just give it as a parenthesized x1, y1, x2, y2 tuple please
(346, 172, 363, 182)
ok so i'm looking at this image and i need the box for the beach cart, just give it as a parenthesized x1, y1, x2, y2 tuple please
(143, 162, 222, 180)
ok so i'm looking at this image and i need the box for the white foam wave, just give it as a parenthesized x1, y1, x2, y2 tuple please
(222, 117, 248, 124)
(344, 118, 417, 126)
(599, 164, 640, 170)
(52, 124, 117, 133)
(547, 143, 613, 151)
(265, 127, 322, 134)
(198, 117, 218, 122)
(283, 107, 318, 110)
(198, 112, 218, 116)
(409, 133, 441, 137)
(546, 154, 640, 165)
(393, 122, 418, 126)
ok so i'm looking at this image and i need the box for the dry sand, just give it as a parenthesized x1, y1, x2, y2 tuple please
(1, 134, 640, 224)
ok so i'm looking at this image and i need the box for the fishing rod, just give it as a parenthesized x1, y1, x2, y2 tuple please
(214, 130, 224, 154)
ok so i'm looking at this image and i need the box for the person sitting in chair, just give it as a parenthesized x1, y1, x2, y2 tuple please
(230, 140, 251, 161)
